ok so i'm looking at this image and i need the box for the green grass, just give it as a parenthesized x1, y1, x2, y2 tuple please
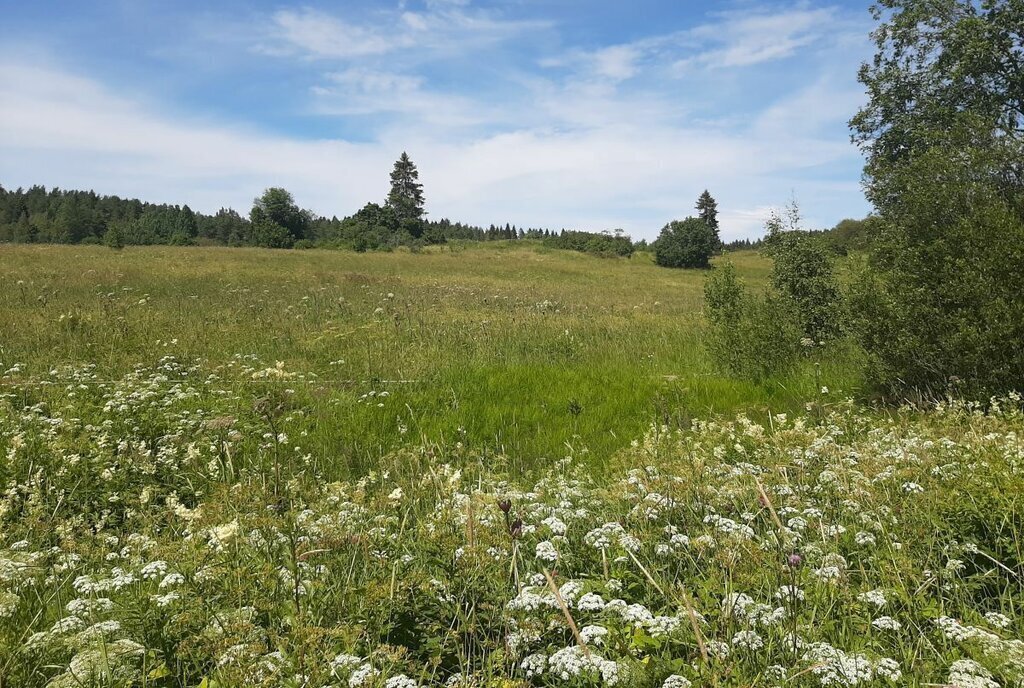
(0, 242, 859, 474)
(1, 243, 1021, 688)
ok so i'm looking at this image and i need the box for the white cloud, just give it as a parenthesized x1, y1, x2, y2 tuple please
(674, 7, 841, 72)
(0, 63, 385, 214)
(719, 206, 778, 240)
(309, 68, 489, 129)
(0, 2, 873, 242)
(263, 5, 549, 62)
(590, 45, 642, 82)
(0, 60, 867, 239)
(541, 5, 853, 89)
(267, 9, 393, 59)
(754, 75, 865, 137)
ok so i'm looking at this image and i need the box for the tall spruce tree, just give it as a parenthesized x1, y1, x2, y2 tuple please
(386, 153, 425, 235)
(696, 190, 720, 246)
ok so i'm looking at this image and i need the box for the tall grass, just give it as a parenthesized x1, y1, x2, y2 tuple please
(0, 243, 859, 474)
(0, 243, 1020, 687)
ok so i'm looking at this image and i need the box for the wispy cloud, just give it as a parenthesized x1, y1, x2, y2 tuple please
(310, 68, 489, 128)
(260, 4, 550, 61)
(263, 9, 394, 59)
(674, 7, 843, 71)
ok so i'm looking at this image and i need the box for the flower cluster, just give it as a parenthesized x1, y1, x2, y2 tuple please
(0, 365, 1022, 686)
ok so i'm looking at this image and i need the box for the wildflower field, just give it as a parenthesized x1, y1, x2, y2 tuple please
(1, 244, 1022, 687)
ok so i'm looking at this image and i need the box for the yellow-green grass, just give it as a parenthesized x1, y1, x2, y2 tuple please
(0, 242, 859, 473)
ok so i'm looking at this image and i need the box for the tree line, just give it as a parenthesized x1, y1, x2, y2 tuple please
(0, 153, 642, 255)
(2, 148, 863, 262)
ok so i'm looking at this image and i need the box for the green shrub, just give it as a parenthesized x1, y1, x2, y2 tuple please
(102, 223, 125, 250)
(848, 142, 1024, 401)
(168, 230, 193, 246)
(764, 232, 844, 343)
(703, 262, 803, 381)
(848, 2, 1024, 400)
(543, 229, 634, 257)
(252, 219, 295, 248)
(654, 217, 715, 268)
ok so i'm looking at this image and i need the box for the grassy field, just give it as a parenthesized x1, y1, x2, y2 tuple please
(1, 243, 1022, 687)
(0, 242, 858, 474)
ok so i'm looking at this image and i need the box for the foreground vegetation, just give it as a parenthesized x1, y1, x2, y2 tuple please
(1, 358, 1021, 686)
(1, 243, 1020, 687)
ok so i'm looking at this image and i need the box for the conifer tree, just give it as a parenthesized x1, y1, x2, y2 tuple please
(696, 190, 720, 246)
(386, 152, 425, 226)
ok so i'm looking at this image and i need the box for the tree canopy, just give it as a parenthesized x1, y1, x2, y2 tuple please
(654, 217, 716, 269)
(851, 0, 1024, 216)
(250, 187, 309, 248)
(848, 0, 1024, 399)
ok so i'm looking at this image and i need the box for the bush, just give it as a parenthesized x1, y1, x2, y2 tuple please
(543, 230, 634, 257)
(764, 232, 844, 343)
(252, 219, 295, 248)
(654, 217, 715, 268)
(827, 216, 879, 254)
(103, 224, 125, 250)
(848, 142, 1024, 400)
(168, 230, 193, 246)
(703, 262, 803, 381)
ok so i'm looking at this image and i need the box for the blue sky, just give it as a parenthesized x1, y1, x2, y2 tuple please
(0, 0, 875, 240)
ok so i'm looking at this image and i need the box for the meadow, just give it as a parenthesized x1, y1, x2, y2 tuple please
(0, 243, 1021, 688)
(0, 243, 857, 475)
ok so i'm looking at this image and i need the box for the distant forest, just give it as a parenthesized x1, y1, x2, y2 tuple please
(0, 183, 644, 257)
(0, 155, 871, 257)
(721, 217, 877, 255)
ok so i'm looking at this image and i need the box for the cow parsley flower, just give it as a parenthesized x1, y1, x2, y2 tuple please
(732, 630, 764, 651)
(776, 585, 805, 603)
(802, 643, 873, 686)
(385, 674, 418, 688)
(577, 592, 606, 611)
(648, 615, 681, 637)
(984, 612, 1011, 629)
(580, 625, 608, 645)
(348, 663, 379, 687)
(535, 540, 559, 563)
(520, 653, 547, 678)
(662, 675, 692, 688)
(857, 589, 887, 609)
(0, 591, 19, 618)
(854, 531, 877, 546)
(159, 573, 184, 588)
(874, 658, 902, 681)
(542, 516, 567, 535)
(871, 616, 902, 631)
(947, 659, 998, 688)
(140, 560, 168, 579)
